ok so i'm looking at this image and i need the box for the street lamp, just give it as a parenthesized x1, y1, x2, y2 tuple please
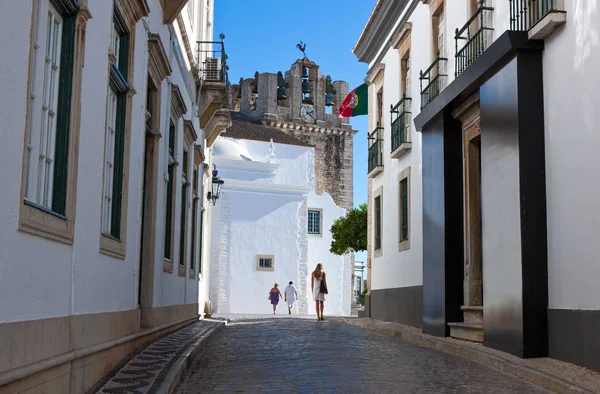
(207, 164, 224, 205)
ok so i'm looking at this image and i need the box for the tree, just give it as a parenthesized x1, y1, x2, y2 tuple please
(329, 203, 367, 255)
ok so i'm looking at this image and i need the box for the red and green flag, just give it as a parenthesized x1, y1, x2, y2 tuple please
(338, 83, 368, 118)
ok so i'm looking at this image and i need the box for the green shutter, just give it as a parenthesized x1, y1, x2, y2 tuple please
(190, 198, 197, 273)
(400, 179, 408, 241)
(198, 212, 203, 274)
(51, 15, 76, 215)
(375, 197, 381, 249)
(118, 34, 130, 80)
(164, 165, 174, 259)
(179, 183, 187, 267)
(169, 121, 175, 155)
(110, 93, 126, 239)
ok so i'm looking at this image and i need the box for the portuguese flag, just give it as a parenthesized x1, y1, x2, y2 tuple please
(338, 83, 368, 118)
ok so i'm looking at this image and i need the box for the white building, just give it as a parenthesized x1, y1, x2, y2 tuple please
(0, 0, 230, 392)
(210, 113, 352, 316)
(356, 0, 600, 373)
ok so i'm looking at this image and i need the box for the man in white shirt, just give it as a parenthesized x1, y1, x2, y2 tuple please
(284, 281, 298, 315)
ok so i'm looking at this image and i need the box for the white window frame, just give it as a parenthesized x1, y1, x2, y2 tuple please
(256, 255, 274, 272)
(25, 1, 63, 209)
(437, 9, 446, 76)
(308, 208, 322, 235)
(102, 88, 118, 235)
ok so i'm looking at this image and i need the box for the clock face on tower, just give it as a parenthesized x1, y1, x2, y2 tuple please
(300, 104, 316, 123)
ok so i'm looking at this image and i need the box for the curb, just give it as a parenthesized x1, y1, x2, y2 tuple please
(333, 317, 595, 394)
(158, 319, 227, 394)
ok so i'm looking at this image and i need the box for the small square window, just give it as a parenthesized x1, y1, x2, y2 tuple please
(308, 209, 322, 235)
(256, 255, 274, 271)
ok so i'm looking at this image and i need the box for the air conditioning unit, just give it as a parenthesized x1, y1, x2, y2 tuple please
(204, 57, 221, 82)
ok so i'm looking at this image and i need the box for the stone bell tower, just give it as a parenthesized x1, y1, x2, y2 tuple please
(230, 58, 356, 210)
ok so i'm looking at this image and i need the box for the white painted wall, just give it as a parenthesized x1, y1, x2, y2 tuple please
(0, 0, 210, 324)
(210, 138, 351, 315)
(368, 4, 430, 292)
(307, 192, 352, 316)
(0, 0, 73, 324)
(543, 0, 600, 310)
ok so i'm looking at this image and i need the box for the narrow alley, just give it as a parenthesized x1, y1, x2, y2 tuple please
(174, 319, 548, 393)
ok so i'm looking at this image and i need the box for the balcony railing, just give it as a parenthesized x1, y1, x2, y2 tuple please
(509, 0, 558, 31)
(196, 33, 228, 84)
(390, 96, 412, 153)
(419, 53, 448, 110)
(368, 125, 384, 175)
(455, 0, 494, 77)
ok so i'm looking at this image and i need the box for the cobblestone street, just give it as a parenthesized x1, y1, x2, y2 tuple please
(175, 319, 549, 393)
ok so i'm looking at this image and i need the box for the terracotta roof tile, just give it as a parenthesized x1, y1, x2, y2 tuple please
(224, 112, 314, 148)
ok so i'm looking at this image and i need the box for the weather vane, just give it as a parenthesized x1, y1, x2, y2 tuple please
(296, 41, 307, 59)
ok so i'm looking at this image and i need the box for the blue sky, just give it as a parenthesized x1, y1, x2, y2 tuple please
(214, 0, 376, 265)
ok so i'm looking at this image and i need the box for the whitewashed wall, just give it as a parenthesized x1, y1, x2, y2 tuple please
(543, 0, 600, 310)
(0, 1, 73, 323)
(368, 4, 430, 292)
(145, 5, 201, 309)
(210, 137, 351, 315)
(0, 0, 210, 324)
(307, 192, 352, 316)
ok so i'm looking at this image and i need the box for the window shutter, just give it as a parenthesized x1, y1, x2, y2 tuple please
(110, 94, 127, 238)
(179, 183, 187, 267)
(165, 165, 174, 259)
(401, 179, 408, 240)
(118, 34, 130, 80)
(51, 15, 76, 215)
(198, 213, 203, 274)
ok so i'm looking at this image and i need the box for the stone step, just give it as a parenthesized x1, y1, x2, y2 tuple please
(460, 305, 483, 324)
(448, 322, 484, 343)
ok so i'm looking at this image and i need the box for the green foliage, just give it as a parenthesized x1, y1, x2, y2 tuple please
(329, 203, 367, 255)
(358, 288, 368, 305)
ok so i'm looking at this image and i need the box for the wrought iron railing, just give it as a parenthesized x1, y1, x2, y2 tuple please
(419, 53, 448, 110)
(455, 0, 494, 77)
(196, 33, 228, 84)
(368, 125, 384, 174)
(509, 0, 558, 31)
(390, 96, 412, 152)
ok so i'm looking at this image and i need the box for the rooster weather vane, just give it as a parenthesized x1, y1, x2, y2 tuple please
(297, 41, 308, 59)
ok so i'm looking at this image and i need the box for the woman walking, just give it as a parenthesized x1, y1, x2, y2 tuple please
(268, 283, 282, 314)
(311, 263, 328, 321)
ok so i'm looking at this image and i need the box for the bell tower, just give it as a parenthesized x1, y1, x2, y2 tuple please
(230, 58, 356, 210)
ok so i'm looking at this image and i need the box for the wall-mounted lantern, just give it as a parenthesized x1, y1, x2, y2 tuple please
(207, 164, 224, 205)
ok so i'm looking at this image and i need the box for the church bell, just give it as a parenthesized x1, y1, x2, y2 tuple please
(302, 80, 311, 94)
(325, 92, 334, 106)
(277, 87, 287, 100)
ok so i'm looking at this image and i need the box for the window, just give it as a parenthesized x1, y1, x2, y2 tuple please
(308, 209, 322, 235)
(178, 148, 189, 275)
(24, 0, 77, 216)
(187, 0, 195, 28)
(398, 167, 411, 251)
(190, 166, 198, 278)
(164, 120, 176, 264)
(375, 196, 382, 250)
(400, 179, 409, 241)
(101, 6, 130, 242)
(256, 255, 274, 272)
(433, 7, 446, 77)
(376, 88, 383, 126)
(402, 55, 411, 97)
(102, 89, 117, 234)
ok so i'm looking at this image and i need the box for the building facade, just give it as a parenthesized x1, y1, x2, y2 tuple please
(209, 113, 352, 316)
(356, 0, 600, 373)
(0, 0, 230, 392)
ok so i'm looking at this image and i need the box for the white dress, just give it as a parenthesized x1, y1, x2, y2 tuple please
(312, 275, 326, 301)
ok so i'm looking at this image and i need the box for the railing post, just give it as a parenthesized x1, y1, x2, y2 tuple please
(454, 28, 459, 77)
